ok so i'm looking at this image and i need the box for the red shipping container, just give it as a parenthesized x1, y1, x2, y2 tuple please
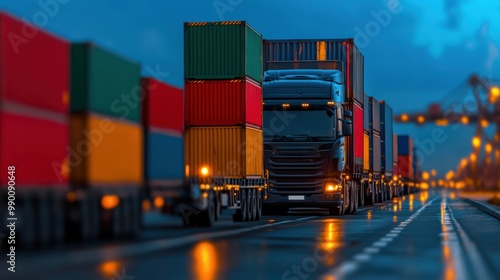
(0, 13, 70, 113)
(142, 78, 183, 134)
(397, 155, 414, 180)
(185, 79, 262, 128)
(345, 101, 364, 173)
(0, 109, 69, 187)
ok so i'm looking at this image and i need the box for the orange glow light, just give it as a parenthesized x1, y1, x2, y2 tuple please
(101, 195, 120, 210)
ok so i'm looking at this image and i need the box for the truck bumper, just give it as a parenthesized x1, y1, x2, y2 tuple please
(263, 192, 343, 208)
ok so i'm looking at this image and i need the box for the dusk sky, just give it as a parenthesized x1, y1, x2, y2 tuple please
(2, 0, 499, 176)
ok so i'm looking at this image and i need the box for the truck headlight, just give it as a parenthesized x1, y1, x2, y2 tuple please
(326, 184, 341, 192)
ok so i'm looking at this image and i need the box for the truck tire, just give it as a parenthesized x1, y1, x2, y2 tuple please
(237, 189, 247, 222)
(352, 183, 358, 214)
(249, 189, 257, 221)
(358, 181, 364, 208)
(214, 192, 221, 221)
(199, 193, 215, 227)
(256, 190, 262, 220)
(346, 184, 354, 215)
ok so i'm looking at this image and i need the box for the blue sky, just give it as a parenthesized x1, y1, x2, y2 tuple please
(2, 0, 499, 176)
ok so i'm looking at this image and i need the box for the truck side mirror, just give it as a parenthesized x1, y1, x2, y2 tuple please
(338, 119, 353, 137)
(344, 109, 353, 118)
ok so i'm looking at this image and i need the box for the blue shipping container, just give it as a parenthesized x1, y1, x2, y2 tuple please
(264, 39, 364, 103)
(380, 102, 394, 175)
(397, 135, 413, 156)
(144, 131, 184, 182)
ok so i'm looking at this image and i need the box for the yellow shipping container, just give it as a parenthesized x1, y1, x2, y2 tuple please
(363, 132, 370, 171)
(185, 126, 263, 178)
(70, 113, 143, 186)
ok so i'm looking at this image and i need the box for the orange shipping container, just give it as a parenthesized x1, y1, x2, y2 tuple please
(70, 113, 143, 186)
(363, 132, 370, 171)
(185, 126, 263, 178)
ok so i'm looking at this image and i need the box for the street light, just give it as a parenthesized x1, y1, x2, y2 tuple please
(472, 136, 481, 148)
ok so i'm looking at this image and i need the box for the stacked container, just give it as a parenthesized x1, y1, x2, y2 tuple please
(379, 101, 394, 179)
(398, 135, 414, 194)
(184, 21, 264, 179)
(0, 13, 70, 246)
(141, 78, 184, 198)
(70, 43, 142, 238)
(263, 39, 365, 177)
(369, 97, 382, 180)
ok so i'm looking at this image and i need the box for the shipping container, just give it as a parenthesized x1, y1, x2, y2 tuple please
(345, 101, 364, 174)
(364, 94, 370, 131)
(369, 97, 381, 132)
(371, 133, 382, 174)
(185, 126, 263, 178)
(264, 39, 364, 103)
(70, 113, 143, 186)
(142, 78, 183, 134)
(393, 133, 399, 177)
(380, 102, 393, 175)
(184, 21, 263, 83)
(0, 110, 68, 186)
(0, 13, 69, 114)
(71, 43, 141, 122)
(363, 132, 370, 171)
(398, 155, 414, 180)
(397, 135, 413, 156)
(185, 79, 262, 128)
(144, 131, 184, 183)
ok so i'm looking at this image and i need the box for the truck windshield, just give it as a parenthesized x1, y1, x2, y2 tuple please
(263, 109, 335, 139)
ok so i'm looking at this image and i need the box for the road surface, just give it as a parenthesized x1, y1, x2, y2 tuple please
(3, 190, 500, 280)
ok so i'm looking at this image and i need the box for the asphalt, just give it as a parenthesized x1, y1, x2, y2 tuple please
(2, 190, 500, 280)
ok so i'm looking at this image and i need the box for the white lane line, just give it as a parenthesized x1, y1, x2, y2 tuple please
(364, 247, 380, 254)
(322, 196, 439, 280)
(386, 233, 399, 237)
(373, 241, 388, 247)
(448, 200, 495, 280)
(440, 198, 467, 280)
(353, 254, 372, 262)
(15, 216, 316, 276)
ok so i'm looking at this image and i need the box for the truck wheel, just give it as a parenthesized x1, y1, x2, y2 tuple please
(238, 189, 247, 222)
(358, 181, 364, 208)
(249, 189, 257, 221)
(369, 183, 375, 206)
(256, 190, 262, 220)
(346, 184, 354, 215)
(199, 193, 215, 227)
(214, 192, 221, 221)
(352, 183, 358, 214)
(20, 194, 36, 248)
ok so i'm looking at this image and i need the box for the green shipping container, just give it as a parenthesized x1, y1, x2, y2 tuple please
(184, 21, 263, 83)
(71, 43, 141, 122)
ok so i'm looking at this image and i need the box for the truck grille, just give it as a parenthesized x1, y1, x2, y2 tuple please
(264, 142, 333, 195)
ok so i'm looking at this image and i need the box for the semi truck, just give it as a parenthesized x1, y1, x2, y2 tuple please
(261, 61, 355, 216)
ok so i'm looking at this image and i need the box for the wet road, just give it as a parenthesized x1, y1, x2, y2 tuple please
(4, 190, 500, 280)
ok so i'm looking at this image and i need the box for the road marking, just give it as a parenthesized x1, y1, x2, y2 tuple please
(447, 200, 495, 280)
(440, 198, 467, 280)
(353, 254, 371, 262)
(373, 241, 388, 247)
(386, 233, 399, 237)
(11, 216, 317, 277)
(323, 195, 439, 280)
(364, 247, 380, 254)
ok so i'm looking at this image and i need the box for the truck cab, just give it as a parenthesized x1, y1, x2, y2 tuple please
(262, 62, 353, 216)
